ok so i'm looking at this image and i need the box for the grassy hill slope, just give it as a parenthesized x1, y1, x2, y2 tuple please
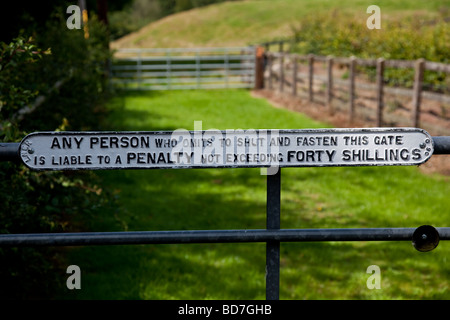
(111, 0, 449, 49)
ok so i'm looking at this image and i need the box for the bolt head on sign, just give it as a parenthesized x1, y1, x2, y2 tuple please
(19, 128, 434, 171)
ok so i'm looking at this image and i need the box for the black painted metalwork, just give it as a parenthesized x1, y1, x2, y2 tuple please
(0, 134, 449, 300)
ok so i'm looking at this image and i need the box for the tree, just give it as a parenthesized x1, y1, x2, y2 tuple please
(0, 13, 115, 300)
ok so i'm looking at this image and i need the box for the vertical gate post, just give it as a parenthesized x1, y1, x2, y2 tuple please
(266, 168, 281, 300)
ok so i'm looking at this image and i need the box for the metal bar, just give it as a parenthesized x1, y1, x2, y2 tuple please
(114, 83, 254, 90)
(113, 55, 255, 63)
(115, 47, 254, 53)
(433, 137, 450, 154)
(117, 70, 255, 78)
(1, 227, 449, 246)
(0, 143, 20, 162)
(266, 169, 281, 300)
(112, 71, 253, 82)
(133, 77, 250, 84)
(112, 63, 254, 71)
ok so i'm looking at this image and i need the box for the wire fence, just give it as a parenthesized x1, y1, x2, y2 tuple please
(258, 40, 450, 135)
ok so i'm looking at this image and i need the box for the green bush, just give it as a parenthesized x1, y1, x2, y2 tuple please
(18, 13, 112, 131)
(0, 12, 116, 299)
(290, 11, 449, 91)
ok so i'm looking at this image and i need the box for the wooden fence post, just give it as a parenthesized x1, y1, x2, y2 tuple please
(349, 56, 356, 123)
(254, 46, 265, 89)
(268, 54, 273, 90)
(376, 58, 385, 126)
(326, 56, 333, 114)
(412, 58, 425, 127)
(292, 56, 298, 96)
(308, 54, 314, 102)
(279, 54, 284, 92)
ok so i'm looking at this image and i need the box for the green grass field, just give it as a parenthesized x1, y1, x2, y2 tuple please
(112, 0, 450, 49)
(60, 89, 450, 300)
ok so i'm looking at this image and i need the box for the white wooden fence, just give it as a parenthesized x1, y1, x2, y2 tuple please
(110, 47, 256, 90)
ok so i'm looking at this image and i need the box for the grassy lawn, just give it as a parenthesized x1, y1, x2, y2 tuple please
(62, 89, 449, 300)
(112, 0, 449, 49)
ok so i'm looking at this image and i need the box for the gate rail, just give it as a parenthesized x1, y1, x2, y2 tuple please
(2, 227, 449, 247)
(110, 47, 256, 90)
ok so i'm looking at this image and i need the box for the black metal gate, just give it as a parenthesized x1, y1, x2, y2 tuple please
(1, 134, 449, 300)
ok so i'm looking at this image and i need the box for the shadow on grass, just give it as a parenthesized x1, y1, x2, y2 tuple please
(57, 167, 268, 299)
(58, 90, 450, 300)
(58, 164, 450, 300)
(93, 168, 268, 231)
(280, 240, 450, 299)
(104, 90, 185, 132)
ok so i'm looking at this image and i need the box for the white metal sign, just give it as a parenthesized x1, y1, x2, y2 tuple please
(19, 128, 434, 171)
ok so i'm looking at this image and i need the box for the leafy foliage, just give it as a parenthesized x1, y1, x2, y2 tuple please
(0, 37, 50, 126)
(290, 11, 449, 90)
(0, 11, 116, 299)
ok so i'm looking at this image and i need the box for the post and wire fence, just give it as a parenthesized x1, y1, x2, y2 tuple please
(259, 42, 450, 136)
